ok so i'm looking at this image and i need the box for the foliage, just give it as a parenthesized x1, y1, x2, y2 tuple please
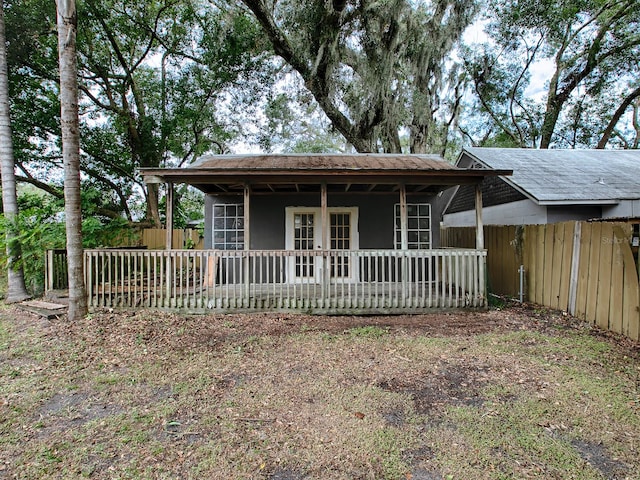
(241, 0, 478, 155)
(3, 0, 273, 227)
(0, 192, 138, 295)
(462, 0, 640, 148)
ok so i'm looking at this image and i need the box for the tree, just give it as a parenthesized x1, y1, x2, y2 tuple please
(56, 0, 87, 320)
(239, 0, 477, 155)
(0, 1, 30, 303)
(4, 0, 270, 227)
(465, 0, 640, 149)
(77, 0, 271, 225)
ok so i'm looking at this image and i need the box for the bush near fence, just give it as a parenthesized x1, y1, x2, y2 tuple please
(442, 221, 640, 341)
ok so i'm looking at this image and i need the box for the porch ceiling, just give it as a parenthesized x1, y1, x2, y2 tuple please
(141, 153, 512, 195)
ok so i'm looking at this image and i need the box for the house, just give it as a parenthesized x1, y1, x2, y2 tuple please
(442, 148, 640, 227)
(77, 154, 510, 313)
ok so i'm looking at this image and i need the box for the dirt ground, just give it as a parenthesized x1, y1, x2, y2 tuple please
(1, 301, 639, 479)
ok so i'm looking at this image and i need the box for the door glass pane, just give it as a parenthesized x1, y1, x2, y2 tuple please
(294, 213, 314, 277)
(330, 213, 350, 277)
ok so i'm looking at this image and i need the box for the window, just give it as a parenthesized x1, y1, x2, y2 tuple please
(213, 204, 244, 250)
(330, 212, 351, 277)
(394, 203, 431, 249)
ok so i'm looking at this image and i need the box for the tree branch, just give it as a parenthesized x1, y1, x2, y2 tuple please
(597, 84, 640, 148)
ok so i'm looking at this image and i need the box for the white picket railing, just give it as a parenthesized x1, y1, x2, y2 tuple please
(75, 249, 487, 312)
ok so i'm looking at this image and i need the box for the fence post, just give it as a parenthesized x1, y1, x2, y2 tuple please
(568, 222, 582, 315)
(45, 250, 54, 292)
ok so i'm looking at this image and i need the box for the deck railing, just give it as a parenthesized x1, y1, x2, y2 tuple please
(66, 249, 486, 312)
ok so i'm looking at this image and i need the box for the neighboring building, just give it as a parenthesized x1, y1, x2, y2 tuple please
(442, 148, 640, 227)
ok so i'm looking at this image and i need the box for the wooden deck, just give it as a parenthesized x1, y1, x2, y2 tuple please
(47, 248, 488, 313)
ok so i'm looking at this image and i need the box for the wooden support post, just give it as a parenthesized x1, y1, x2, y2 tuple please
(321, 183, 328, 304)
(165, 182, 174, 306)
(243, 184, 251, 250)
(400, 184, 408, 301)
(400, 184, 408, 250)
(321, 183, 328, 250)
(244, 184, 251, 303)
(46, 249, 54, 292)
(475, 183, 484, 250)
(165, 182, 174, 250)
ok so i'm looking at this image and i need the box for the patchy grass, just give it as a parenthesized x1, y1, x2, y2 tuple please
(0, 306, 638, 479)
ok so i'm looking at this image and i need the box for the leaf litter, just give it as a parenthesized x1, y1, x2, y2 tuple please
(0, 302, 638, 479)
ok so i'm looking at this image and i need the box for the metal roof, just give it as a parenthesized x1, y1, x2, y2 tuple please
(462, 148, 640, 205)
(189, 153, 455, 171)
(142, 153, 511, 195)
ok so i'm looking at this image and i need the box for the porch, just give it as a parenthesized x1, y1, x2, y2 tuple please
(46, 248, 487, 313)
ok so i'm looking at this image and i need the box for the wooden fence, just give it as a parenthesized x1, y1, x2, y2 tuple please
(140, 228, 204, 250)
(442, 221, 640, 341)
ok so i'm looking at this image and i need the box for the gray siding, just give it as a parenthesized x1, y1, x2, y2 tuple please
(443, 199, 547, 227)
(205, 193, 437, 249)
(602, 200, 640, 219)
(442, 199, 603, 227)
(547, 205, 601, 223)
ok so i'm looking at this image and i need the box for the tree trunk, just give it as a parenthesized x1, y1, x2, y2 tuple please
(146, 183, 162, 228)
(56, 0, 87, 320)
(0, 1, 30, 302)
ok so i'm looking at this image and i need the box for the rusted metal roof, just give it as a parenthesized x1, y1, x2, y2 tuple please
(142, 153, 511, 195)
(189, 153, 458, 171)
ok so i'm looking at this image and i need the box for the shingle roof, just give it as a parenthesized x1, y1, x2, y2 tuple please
(463, 148, 640, 204)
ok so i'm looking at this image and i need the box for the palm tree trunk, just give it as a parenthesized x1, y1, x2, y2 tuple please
(57, 0, 87, 320)
(0, 1, 30, 303)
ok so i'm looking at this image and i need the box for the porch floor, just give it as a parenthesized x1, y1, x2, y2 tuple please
(89, 281, 483, 313)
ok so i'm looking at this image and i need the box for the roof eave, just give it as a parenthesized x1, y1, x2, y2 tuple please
(141, 167, 512, 185)
(537, 199, 621, 206)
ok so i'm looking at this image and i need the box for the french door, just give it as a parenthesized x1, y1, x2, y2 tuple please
(285, 207, 358, 282)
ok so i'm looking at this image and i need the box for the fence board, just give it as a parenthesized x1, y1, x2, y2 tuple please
(609, 225, 631, 333)
(550, 223, 564, 309)
(609, 227, 625, 335)
(575, 223, 591, 319)
(534, 225, 545, 304)
(596, 223, 614, 330)
(543, 225, 555, 306)
(141, 228, 204, 250)
(621, 233, 640, 340)
(525, 225, 537, 303)
(558, 221, 575, 312)
(504, 225, 517, 296)
(585, 222, 602, 324)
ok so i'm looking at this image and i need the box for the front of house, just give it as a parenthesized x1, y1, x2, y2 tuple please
(76, 154, 509, 313)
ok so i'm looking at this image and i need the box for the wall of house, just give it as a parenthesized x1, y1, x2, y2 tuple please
(602, 200, 640, 219)
(547, 205, 602, 223)
(442, 199, 547, 227)
(205, 192, 437, 249)
(442, 199, 605, 227)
